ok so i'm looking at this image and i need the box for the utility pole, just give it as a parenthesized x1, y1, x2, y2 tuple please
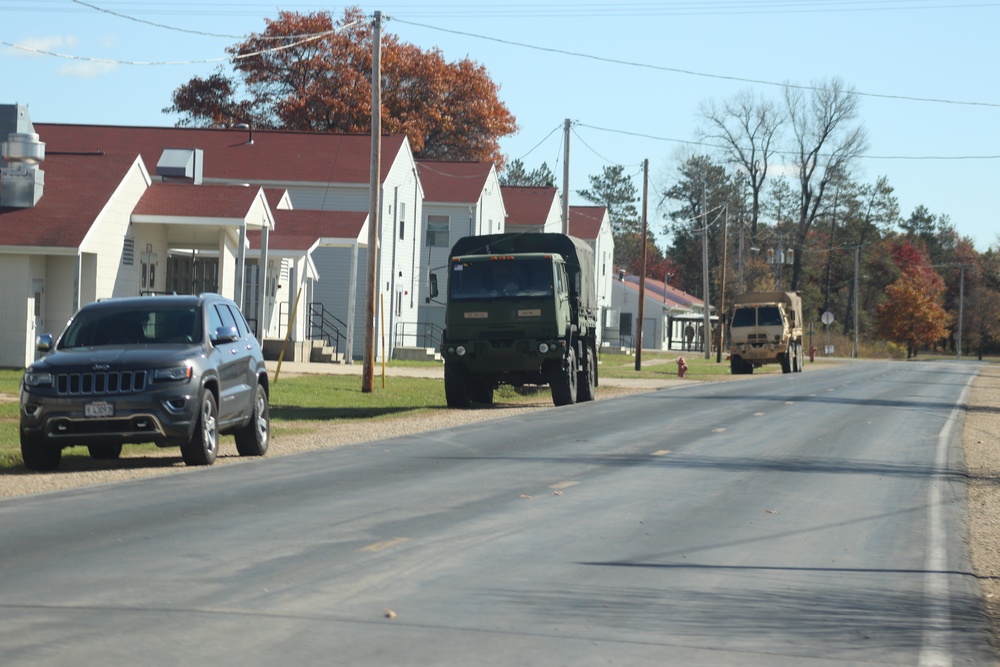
(853, 245, 860, 358)
(701, 185, 711, 359)
(958, 263, 965, 359)
(362, 10, 382, 393)
(561, 118, 571, 235)
(634, 159, 648, 370)
(717, 204, 728, 363)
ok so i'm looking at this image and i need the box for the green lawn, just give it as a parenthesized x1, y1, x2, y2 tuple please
(0, 368, 538, 471)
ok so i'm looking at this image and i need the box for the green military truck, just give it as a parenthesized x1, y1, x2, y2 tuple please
(437, 233, 599, 408)
(728, 290, 805, 375)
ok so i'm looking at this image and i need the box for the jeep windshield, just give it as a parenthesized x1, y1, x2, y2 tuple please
(59, 305, 202, 349)
(449, 258, 555, 300)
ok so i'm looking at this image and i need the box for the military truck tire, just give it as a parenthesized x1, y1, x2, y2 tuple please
(577, 346, 596, 402)
(551, 347, 578, 407)
(470, 378, 494, 405)
(444, 363, 473, 408)
(730, 356, 752, 375)
(793, 343, 804, 372)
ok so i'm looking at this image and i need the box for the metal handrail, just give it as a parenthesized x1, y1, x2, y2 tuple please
(307, 302, 346, 359)
(393, 321, 445, 350)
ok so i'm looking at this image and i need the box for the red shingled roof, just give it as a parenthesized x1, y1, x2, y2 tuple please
(569, 206, 606, 240)
(248, 210, 367, 251)
(416, 161, 493, 203)
(133, 183, 264, 219)
(35, 124, 407, 184)
(499, 186, 558, 226)
(0, 151, 140, 248)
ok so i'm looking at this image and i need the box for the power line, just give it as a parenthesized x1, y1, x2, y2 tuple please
(574, 122, 1000, 161)
(391, 17, 1000, 109)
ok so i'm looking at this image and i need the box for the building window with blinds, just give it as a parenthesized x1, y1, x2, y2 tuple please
(426, 215, 449, 247)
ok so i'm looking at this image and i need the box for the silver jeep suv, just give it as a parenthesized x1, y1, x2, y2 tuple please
(19, 294, 270, 471)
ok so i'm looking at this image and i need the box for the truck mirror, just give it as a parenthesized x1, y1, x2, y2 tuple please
(428, 273, 439, 299)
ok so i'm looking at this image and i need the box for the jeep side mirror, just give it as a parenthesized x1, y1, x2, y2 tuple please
(35, 333, 53, 353)
(211, 326, 240, 344)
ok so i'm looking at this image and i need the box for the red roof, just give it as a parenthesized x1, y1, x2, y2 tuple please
(248, 210, 367, 251)
(499, 186, 558, 226)
(416, 161, 493, 203)
(35, 124, 407, 184)
(133, 183, 264, 219)
(569, 206, 606, 240)
(0, 151, 140, 248)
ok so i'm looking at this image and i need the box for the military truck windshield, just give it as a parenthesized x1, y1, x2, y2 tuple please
(758, 306, 783, 326)
(732, 305, 784, 327)
(449, 258, 555, 300)
(60, 306, 202, 348)
(731, 307, 756, 328)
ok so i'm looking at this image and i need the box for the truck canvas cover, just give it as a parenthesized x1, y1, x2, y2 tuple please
(448, 233, 596, 313)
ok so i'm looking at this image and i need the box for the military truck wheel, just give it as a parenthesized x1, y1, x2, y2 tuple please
(781, 352, 792, 374)
(793, 343, 804, 372)
(551, 347, 578, 407)
(470, 378, 494, 405)
(577, 346, 596, 402)
(444, 363, 472, 408)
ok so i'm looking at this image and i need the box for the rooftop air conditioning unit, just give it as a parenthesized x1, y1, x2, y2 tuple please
(1, 132, 45, 208)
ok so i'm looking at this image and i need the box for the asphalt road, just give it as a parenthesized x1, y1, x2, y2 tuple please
(0, 360, 992, 666)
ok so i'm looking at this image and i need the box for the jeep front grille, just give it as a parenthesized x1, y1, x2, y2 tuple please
(55, 370, 148, 396)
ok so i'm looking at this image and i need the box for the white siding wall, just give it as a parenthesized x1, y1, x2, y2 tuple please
(80, 158, 150, 300)
(0, 255, 32, 368)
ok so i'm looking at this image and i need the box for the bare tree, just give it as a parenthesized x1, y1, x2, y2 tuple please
(784, 78, 868, 289)
(700, 89, 784, 242)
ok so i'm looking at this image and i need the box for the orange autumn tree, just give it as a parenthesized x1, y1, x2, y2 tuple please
(874, 261, 950, 358)
(164, 7, 518, 164)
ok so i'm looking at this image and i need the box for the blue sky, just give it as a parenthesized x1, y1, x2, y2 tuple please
(2, 1, 998, 251)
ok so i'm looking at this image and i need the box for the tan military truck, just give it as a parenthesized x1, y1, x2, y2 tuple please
(727, 291, 804, 374)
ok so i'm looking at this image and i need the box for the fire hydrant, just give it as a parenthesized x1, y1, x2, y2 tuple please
(676, 356, 688, 378)
(810, 345, 817, 363)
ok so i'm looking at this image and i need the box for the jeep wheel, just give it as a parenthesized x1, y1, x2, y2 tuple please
(551, 347, 578, 407)
(235, 383, 270, 457)
(88, 444, 123, 460)
(576, 346, 596, 403)
(20, 431, 61, 472)
(182, 391, 219, 466)
(444, 362, 472, 408)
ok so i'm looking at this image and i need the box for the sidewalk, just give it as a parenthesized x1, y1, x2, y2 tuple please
(265, 360, 685, 390)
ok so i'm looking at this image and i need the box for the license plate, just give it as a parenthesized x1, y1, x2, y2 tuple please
(85, 401, 114, 418)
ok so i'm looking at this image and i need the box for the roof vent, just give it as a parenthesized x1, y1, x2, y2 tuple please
(1, 132, 45, 208)
(156, 148, 203, 184)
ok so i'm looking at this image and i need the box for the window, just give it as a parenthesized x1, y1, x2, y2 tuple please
(399, 202, 406, 240)
(426, 214, 449, 247)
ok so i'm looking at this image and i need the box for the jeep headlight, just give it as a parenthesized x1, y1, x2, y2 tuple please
(153, 365, 193, 382)
(22, 371, 52, 388)
(455, 345, 467, 357)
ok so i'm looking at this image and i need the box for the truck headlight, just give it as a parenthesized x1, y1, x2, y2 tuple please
(456, 345, 467, 356)
(538, 342, 550, 353)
